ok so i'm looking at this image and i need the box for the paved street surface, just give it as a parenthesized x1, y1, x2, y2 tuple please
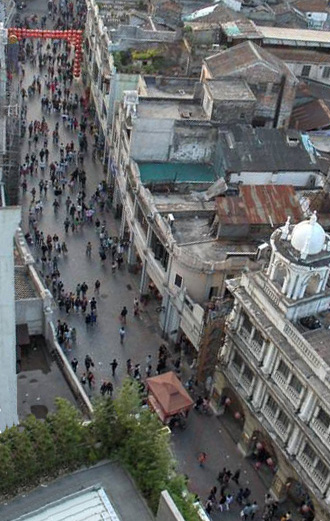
(12, 1, 285, 519)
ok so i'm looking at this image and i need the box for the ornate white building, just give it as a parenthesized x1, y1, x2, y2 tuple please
(213, 213, 330, 521)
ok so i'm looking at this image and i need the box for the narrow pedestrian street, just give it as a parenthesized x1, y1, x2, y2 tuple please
(16, 1, 276, 520)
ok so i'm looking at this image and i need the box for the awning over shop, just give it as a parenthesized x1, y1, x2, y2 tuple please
(16, 323, 30, 346)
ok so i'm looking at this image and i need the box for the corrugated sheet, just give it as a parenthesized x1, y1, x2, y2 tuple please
(290, 99, 330, 130)
(14, 488, 121, 521)
(216, 185, 303, 225)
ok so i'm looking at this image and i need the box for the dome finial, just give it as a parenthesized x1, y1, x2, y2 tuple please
(311, 210, 317, 224)
(281, 215, 291, 240)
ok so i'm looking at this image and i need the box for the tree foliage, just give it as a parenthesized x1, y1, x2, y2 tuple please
(0, 384, 200, 520)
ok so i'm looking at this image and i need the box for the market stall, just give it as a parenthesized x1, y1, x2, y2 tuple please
(146, 371, 194, 426)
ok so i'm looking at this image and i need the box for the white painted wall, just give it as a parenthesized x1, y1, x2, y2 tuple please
(15, 299, 43, 335)
(285, 61, 330, 86)
(228, 171, 323, 187)
(0, 207, 21, 432)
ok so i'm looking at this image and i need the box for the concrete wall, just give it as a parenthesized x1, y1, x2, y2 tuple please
(285, 61, 330, 85)
(211, 99, 255, 125)
(228, 170, 323, 188)
(16, 298, 43, 335)
(156, 491, 185, 521)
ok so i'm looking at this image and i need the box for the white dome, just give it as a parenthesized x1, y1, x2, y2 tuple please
(291, 213, 325, 256)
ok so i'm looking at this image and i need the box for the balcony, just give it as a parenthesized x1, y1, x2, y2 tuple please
(272, 372, 302, 409)
(297, 453, 329, 493)
(238, 327, 263, 362)
(263, 405, 289, 440)
(311, 418, 330, 444)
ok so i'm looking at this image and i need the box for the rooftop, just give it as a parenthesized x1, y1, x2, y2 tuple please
(204, 41, 295, 81)
(220, 19, 262, 39)
(290, 99, 330, 131)
(138, 162, 218, 184)
(259, 25, 330, 46)
(216, 185, 303, 226)
(204, 78, 256, 101)
(136, 98, 207, 121)
(269, 48, 330, 64)
(140, 75, 196, 98)
(292, 0, 330, 13)
(219, 125, 321, 173)
(15, 266, 38, 300)
(1, 462, 154, 521)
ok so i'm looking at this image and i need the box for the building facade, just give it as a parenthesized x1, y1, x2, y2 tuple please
(213, 213, 330, 520)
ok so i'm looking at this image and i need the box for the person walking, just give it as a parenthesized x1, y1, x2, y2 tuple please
(198, 451, 207, 467)
(94, 279, 101, 293)
(133, 297, 140, 316)
(126, 358, 132, 376)
(120, 306, 128, 324)
(110, 358, 118, 377)
(250, 501, 259, 519)
(86, 241, 92, 256)
(71, 357, 78, 373)
(232, 469, 241, 485)
(84, 354, 94, 371)
(241, 503, 253, 520)
(119, 326, 125, 344)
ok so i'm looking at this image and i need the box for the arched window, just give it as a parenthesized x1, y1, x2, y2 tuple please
(304, 273, 321, 297)
(273, 263, 289, 293)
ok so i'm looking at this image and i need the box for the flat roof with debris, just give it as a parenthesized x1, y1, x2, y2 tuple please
(136, 98, 207, 121)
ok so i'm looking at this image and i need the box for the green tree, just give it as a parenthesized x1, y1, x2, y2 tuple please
(92, 397, 120, 457)
(47, 398, 86, 468)
(167, 475, 200, 521)
(3, 425, 38, 486)
(0, 442, 16, 494)
(23, 414, 57, 474)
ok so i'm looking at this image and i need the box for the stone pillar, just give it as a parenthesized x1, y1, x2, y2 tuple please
(0, 207, 21, 432)
(286, 425, 303, 456)
(299, 389, 317, 423)
(252, 378, 265, 411)
(119, 209, 126, 239)
(237, 414, 256, 457)
(127, 231, 137, 270)
(139, 260, 150, 295)
(261, 342, 276, 376)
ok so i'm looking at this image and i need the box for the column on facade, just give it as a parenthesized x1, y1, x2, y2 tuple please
(251, 378, 265, 411)
(286, 425, 303, 456)
(127, 231, 137, 267)
(119, 208, 126, 239)
(139, 226, 152, 295)
(286, 273, 297, 299)
(227, 302, 242, 331)
(261, 342, 276, 376)
(299, 389, 317, 423)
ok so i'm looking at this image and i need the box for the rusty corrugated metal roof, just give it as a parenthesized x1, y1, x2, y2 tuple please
(216, 185, 303, 225)
(290, 99, 330, 131)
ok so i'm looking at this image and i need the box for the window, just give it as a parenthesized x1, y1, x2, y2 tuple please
(232, 352, 243, 371)
(266, 395, 277, 413)
(277, 360, 290, 379)
(315, 460, 329, 480)
(303, 443, 316, 461)
(277, 410, 290, 429)
(301, 65, 311, 78)
(242, 313, 252, 333)
(242, 365, 253, 383)
(174, 274, 182, 288)
(289, 374, 302, 394)
(317, 408, 330, 429)
(322, 66, 330, 79)
(253, 330, 264, 347)
(208, 286, 219, 300)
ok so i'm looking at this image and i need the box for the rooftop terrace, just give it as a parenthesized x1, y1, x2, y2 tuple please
(136, 99, 208, 120)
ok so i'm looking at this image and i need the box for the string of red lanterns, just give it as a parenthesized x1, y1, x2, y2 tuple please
(8, 28, 84, 78)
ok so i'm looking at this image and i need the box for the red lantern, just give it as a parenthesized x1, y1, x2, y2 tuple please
(225, 397, 231, 406)
(255, 461, 262, 470)
(266, 458, 273, 467)
(256, 442, 263, 450)
(234, 411, 241, 420)
(301, 505, 309, 514)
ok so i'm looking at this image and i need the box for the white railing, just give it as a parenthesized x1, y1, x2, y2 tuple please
(297, 453, 328, 493)
(272, 372, 302, 408)
(311, 418, 330, 443)
(239, 327, 251, 343)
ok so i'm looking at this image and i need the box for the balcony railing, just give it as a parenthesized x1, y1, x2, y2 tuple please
(238, 328, 263, 361)
(263, 405, 289, 439)
(311, 418, 330, 444)
(272, 372, 302, 408)
(297, 453, 329, 493)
